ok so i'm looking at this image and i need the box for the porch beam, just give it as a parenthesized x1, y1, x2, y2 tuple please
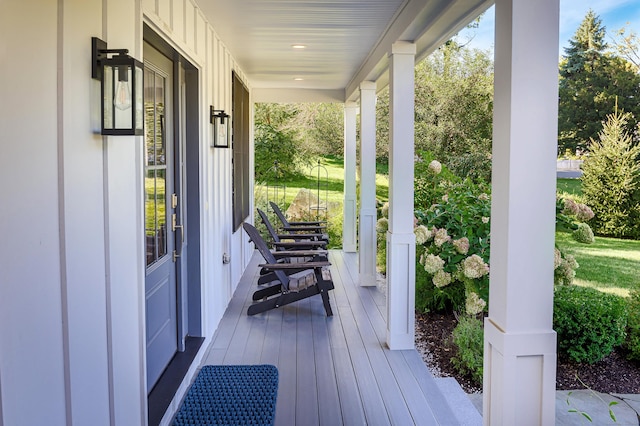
(343, 102, 358, 253)
(358, 82, 377, 286)
(483, 0, 559, 424)
(386, 41, 416, 350)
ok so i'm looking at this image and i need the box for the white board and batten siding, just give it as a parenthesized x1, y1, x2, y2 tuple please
(1, 0, 253, 425)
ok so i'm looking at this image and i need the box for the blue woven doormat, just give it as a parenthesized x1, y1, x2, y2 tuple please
(173, 364, 278, 426)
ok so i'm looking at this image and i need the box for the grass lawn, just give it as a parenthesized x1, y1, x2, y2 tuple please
(556, 231, 640, 297)
(557, 178, 582, 197)
(256, 156, 389, 207)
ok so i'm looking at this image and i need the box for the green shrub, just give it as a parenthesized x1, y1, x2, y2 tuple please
(581, 110, 640, 239)
(325, 211, 344, 250)
(254, 123, 305, 181)
(452, 316, 484, 385)
(414, 177, 491, 313)
(624, 291, 640, 362)
(553, 247, 579, 286)
(572, 223, 595, 244)
(376, 202, 389, 274)
(554, 286, 628, 364)
(414, 151, 460, 211)
(415, 246, 466, 313)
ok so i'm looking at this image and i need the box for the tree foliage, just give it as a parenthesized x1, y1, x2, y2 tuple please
(254, 123, 301, 182)
(581, 109, 640, 239)
(612, 23, 640, 73)
(558, 10, 640, 154)
(376, 42, 493, 181)
(289, 103, 344, 157)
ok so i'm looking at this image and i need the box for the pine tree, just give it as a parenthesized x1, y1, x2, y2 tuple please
(581, 109, 640, 238)
(558, 10, 640, 154)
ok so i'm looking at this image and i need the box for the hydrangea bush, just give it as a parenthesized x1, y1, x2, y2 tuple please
(556, 196, 596, 244)
(554, 247, 579, 286)
(414, 160, 491, 315)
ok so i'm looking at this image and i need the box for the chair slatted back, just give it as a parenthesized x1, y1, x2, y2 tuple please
(269, 201, 291, 227)
(257, 209, 281, 243)
(242, 223, 290, 289)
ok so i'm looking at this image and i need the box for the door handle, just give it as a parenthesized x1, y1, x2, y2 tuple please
(172, 213, 184, 244)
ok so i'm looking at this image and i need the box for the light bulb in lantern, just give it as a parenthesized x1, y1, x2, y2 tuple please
(114, 67, 132, 111)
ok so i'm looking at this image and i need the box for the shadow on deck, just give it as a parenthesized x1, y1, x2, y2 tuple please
(202, 250, 480, 425)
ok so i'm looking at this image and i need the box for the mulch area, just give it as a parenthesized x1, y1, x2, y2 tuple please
(416, 310, 640, 394)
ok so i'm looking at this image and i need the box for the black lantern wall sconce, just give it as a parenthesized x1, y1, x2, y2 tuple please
(92, 37, 144, 136)
(210, 106, 230, 148)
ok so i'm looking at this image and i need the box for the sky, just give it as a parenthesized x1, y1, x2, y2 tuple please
(456, 0, 640, 56)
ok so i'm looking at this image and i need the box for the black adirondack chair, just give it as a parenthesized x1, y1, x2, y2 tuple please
(257, 208, 327, 250)
(243, 222, 334, 316)
(269, 201, 328, 239)
(256, 208, 328, 285)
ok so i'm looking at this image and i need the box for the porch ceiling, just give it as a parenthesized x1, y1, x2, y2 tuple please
(195, 0, 493, 102)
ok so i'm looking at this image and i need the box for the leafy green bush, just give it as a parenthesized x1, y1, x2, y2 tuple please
(572, 223, 595, 244)
(254, 123, 304, 181)
(325, 211, 344, 250)
(414, 151, 460, 211)
(554, 286, 628, 364)
(553, 247, 579, 286)
(624, 291, 640, 362)
(452, 316, 484, 385)
(581, 110, 640, 239)
(415, 246, 466, 313)
(414, 175, 491, 314)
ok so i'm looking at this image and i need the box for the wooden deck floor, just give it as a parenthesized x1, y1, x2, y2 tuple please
(202, 250, 460, 425)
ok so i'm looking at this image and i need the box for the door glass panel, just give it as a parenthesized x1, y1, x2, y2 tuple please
(144, 68, 168, 267)
(155, 75, 166, 166)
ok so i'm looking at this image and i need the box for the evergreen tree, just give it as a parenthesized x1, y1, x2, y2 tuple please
(558, 10, 640, 154)
(581, 109, 640, 239)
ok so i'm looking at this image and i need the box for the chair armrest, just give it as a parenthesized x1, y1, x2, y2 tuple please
(271, 250, 327, 258)
(288, 220, 327, 226)
(277, 233, 325, 240)
(259, 261, 331, 270)
(273, 241, 326, 248)
(282, 225, 327, 232)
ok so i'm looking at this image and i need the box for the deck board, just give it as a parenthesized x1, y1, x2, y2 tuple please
(202, 250, 458, 426)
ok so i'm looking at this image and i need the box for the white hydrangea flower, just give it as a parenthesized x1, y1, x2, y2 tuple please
(432, 270, 452, 288)
(376, 217, 389, 234)
(462, 254, 489, 279)
(414, 225, 432, 245)
(433, 228, 451, 247)
(428, 160, 442, 175)
(422, 254, 445, 274)
(465, 292, 486, 316)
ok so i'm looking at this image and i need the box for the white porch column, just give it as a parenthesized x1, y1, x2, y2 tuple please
(343, 102, 358, 252)
(484, 0, 559, 425)
(358, 82, 377, 286)
(386, 42, 416, 350)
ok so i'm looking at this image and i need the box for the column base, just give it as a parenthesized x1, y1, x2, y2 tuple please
(342, 197, 357, 253)
(483, 318, 557, 426)
(359, 207, 377, 287)
(386, 231, 415, 350)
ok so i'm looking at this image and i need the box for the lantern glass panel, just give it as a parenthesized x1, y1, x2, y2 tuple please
(103, 66, 114, 130)
(135, 65, 144, 133)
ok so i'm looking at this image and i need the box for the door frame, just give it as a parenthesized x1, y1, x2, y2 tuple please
(143, 24, 203, 424)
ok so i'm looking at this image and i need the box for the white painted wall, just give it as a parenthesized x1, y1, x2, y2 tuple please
(0, 0, 253, 424)
(0, 2, 68, 424)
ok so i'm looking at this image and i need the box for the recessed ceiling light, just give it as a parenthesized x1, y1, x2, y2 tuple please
(293, 77, 304, 81)
(291, 44, 307, 49)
